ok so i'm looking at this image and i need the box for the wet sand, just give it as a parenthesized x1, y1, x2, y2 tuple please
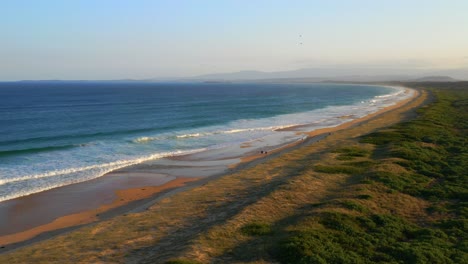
(0, 173, 199, 246)
(0, 86, 421, 249)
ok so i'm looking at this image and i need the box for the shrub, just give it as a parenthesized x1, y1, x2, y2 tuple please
(334, 146, 370, 160)
(341, 200, 366, 212)
(277, 231, 363, 264)
(240, 222, 272, 236)
(314, 165, 363, 174)
(356, 194, 372, 200)
(166, 259, 203, 264)
(342, 160, 375, 168)
(361, 130, 402, 145)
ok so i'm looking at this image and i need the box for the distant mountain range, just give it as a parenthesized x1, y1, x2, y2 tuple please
(180, 67, 468, 82)
(11, 67, 468, 83)
(407, 76, 460, 82)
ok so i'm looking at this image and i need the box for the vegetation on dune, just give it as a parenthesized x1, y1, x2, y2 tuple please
(165, 259, 204, 264)
(240, 222, 273, 236)
(277, 212, 462, 264)
(313, 164, 364, 175)
(362, 87, 467, 202)
(333, 146, 371, 160)
(275, 85, 468, 263)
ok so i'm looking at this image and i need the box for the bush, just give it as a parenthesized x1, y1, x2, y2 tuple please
(277, 231, 363, 264)
(361, 130, 402, 145)
(334, 146, 370, 160)
(356, 194, 372, 200)
(240, 222, 272, 236)
(342, 160, 375, 168)
(314, 165, 363, 174)
(341, 200, 366, 212)
(276, 211, 463, 263)
(166, 259, 203, 264)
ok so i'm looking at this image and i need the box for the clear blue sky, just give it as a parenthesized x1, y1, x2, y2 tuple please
(1, 0, 468, 80)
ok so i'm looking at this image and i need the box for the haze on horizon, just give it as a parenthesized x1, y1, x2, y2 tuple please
(1, 0, 468, 81)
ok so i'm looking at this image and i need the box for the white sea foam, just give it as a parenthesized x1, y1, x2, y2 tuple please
(133, 126, 292, 144)
(133, 136, 163, 143)
(176, 133, 203, 138)
(175, 127, 284, 138)
(0, 148, 205, 202)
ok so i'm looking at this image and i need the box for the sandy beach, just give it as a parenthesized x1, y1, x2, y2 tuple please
(0, 86, 423, 251)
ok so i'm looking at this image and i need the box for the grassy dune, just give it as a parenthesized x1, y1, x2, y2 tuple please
(1, 83, 466, 263)
(273, 84, 467, 264)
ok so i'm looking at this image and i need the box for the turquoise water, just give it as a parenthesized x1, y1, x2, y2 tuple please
(0, 82, 410, 202)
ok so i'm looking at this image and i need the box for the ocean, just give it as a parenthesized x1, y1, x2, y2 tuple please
(0, 82, 411, 202)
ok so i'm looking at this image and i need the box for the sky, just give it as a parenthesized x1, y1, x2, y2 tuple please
(1, 0, 468, 81)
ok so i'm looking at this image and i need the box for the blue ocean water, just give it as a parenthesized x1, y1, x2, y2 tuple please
(0, 82, 410, 202)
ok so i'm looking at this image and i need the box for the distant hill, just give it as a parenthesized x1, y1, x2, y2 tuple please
(185, 67, 468, 82)
(408, 76, 459, 82)
(189, 68, 417, 82)
(12, 67, 468, 83)
(427, 68, 468, 80)
(193, 70, 270, 80)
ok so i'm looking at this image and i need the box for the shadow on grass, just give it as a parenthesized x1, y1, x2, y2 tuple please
(210, 169, 369, 263)
(124, 153, 317, 263)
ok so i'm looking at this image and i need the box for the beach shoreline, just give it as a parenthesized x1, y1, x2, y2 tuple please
(0, 85, 423, 251)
